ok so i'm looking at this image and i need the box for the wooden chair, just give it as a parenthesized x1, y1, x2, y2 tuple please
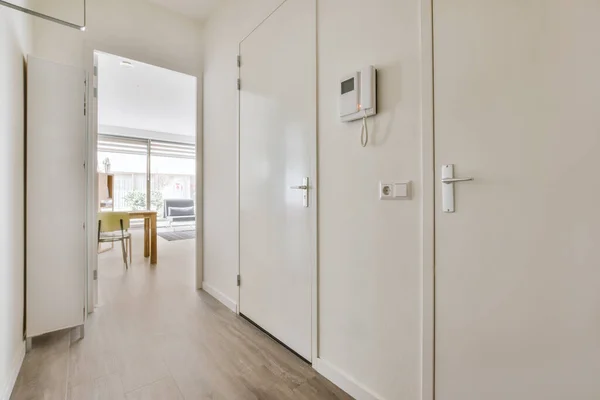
(98, 212, 132, 268)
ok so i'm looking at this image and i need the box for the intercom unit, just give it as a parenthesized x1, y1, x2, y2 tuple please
(339, 66, 377, 122)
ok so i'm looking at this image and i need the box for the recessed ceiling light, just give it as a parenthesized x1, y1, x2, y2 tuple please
(120, 61, 134, 68)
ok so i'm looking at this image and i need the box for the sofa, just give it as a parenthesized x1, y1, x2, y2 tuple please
(163, 199, 195, 224)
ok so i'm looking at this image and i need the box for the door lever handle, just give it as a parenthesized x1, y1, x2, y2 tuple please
(441, 177, 474, 184)
(441, 165, 473, 213)
(290, 177, 309, 207)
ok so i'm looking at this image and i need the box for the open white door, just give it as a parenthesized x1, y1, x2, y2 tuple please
(26, 56, 87, 340)
(434, 2, 600, 399)
(90, 52, 99, 309)
(239, 0, 316, 361)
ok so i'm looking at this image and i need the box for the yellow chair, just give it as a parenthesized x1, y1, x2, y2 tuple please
(98, 212, 132, 268)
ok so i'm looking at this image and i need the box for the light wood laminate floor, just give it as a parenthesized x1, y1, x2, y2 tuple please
(11, 230, 351, 400)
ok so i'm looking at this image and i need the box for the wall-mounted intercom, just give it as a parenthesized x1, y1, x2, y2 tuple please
(339, 65, 377, 122)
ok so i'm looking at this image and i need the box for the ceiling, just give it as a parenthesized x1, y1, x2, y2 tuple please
(97, 52, 197, 141)
(145, 0, 221, 21)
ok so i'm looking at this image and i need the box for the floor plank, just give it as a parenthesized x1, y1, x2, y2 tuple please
(69, 373, 126, 400)
(125, 377, 183, 400)
(11, 229, 352, 400)
(10, 330, 70, 400)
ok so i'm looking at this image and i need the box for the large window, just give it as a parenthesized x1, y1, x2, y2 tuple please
(150, 141, 196, 214)
(98, 135, 195, 224)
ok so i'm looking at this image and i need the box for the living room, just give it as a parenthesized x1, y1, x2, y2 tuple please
(95, 50, 198, 305)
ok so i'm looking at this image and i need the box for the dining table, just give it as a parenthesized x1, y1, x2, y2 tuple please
(128, 210, 158, 264)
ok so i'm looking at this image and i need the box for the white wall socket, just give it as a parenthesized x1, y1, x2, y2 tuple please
(380, 181, 411, 200)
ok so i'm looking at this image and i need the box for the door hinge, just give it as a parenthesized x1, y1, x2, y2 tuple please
(93, 87, 97, 99)
(93, 270, 98, 280)
(94, 65, 98, 77)
(83, 222, 86, 230)
(237, 54, 241, 67)
(237, 274, 241, 286)
(237, 79, 241, 90)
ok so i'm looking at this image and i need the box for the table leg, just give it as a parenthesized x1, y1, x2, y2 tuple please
(150, 214, 157, 264)
(144, 218, 150, 258)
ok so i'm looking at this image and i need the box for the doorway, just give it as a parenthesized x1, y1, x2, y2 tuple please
(238, 0, 317, 362)
(91, 51, 198, 308)
(432, 1, 600, 399)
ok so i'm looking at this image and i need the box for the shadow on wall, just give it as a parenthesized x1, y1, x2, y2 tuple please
(370, 62, 402, 147)
(0, 8, 29, 399)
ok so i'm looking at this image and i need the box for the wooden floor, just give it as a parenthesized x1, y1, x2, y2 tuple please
(11, 230, 351, 400)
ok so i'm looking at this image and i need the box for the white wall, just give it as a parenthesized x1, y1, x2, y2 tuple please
(30, 0, 203, 77)
(0, 4, 31, 399)
(202, 0, 283, 319)
(29, 0, 205, 293)
(29, 0, 84, 26)
(317, 1, 421, 398)
(97, 52, 197, 140)
(203, 0, 422, 399)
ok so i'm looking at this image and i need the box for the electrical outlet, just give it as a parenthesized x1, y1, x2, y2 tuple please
(380, 182, 393, 200)
(380, 181, 412, 200)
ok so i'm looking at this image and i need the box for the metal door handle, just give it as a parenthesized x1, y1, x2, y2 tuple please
(290, 178, 309, 207)
(441, 177, 474, 184)
(442, 165, 474, 213)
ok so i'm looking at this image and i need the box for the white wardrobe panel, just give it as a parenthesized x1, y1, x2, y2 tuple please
(26, 55, 86, 338)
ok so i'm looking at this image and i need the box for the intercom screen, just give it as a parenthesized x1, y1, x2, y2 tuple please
(341, 78, 354, 95)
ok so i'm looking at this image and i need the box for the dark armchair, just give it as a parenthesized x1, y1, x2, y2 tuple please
(163, 199, 195, 224)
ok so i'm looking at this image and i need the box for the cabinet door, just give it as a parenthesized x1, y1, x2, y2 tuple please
(27, 55, 86, 337)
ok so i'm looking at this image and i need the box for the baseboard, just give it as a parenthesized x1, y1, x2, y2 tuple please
(314, 358, 384, 400)
(0, 341, 25, 400)
(202, 282, 237, 313)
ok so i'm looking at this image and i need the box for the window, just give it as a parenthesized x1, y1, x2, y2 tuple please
(98, 135, 196, 225)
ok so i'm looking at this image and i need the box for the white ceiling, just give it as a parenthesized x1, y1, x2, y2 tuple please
(145, 0, 221, 21)
(97, 52, 197, 140)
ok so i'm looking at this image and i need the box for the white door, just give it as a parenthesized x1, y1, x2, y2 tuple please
(27, 56, 87, 338)
(90, 52, 99, 309)
(239, 0, 316, 361)
(434, 2, 600, 399)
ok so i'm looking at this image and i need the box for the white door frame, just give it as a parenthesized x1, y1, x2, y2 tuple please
(420, 0, 435, 399)
(235, 0, 319, 364)
(84, 45, 203, 313)
(85, 49, 97, 312)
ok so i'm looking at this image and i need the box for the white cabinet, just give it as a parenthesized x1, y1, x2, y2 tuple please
(26, 56, 87, 345)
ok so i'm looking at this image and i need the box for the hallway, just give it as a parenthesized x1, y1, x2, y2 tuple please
(11, 231, 350, 399)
